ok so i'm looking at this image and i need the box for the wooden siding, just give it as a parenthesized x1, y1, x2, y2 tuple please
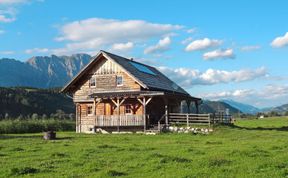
(73, 56, 140, 102)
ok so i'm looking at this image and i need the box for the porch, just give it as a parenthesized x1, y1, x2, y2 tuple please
(94, 114, 145, 127)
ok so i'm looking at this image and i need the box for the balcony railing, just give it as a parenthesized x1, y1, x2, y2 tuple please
(94, 115, 144, 127)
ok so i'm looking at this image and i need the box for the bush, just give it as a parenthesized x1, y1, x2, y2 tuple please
(0, 119, 75, 134)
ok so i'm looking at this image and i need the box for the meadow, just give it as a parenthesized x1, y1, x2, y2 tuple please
(1, 117, 288, 177)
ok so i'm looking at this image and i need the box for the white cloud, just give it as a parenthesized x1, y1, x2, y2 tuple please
(181, 37, 193, 45)
(0, 14, 15, 23)
(158, 66, 267, 87)
(203, 49, 235, 60)
(185, 38, 222, 52)
(240, 45, 261, 51)
(144, 37, 171, 54)
(202, 89, 254, 99)
(55, 18, 182, 54)
(0, 0, 27, 5)
(111, 42, 134, 52)
(186, 28, 196, 33)
(200, 84, 288, 108)
(271, 32, 288, 48)
(25, 48, 49, 54)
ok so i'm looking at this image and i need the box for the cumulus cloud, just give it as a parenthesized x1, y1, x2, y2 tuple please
(203, 49, 235, 60)
(271, 32, 288, 48)
(111, 42, 134, 52)
(158, 66, 267, 88)
(0, 8, 17, 23)
(0, 14, 15, 22)
(54, 18, 182, 54)
(25, 48, 49, 54)
(144, 37, 171, 54)
(200, 85, 288, 108)
(0, 0, 27, 5)
(185, 38, 222, 52)
(240, 45, 261, 51)
(186, 28, 196, 34)
(0, 0, 35, 23)
(181, 37, 193, 45)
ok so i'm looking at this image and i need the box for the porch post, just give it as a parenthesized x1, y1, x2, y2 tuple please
(164, 98, 168, 126)
(143, 97, 146, 132)
(111, 98, 126, 132)
(195, 100, 199, 114)
(75, 103, 78, 133)
(186, 100, 191, 114)
(117, 98, 120, 132)
(137, 97, 152, 132)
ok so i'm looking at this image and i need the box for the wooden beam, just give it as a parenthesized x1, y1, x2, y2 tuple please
(195, 100, 199, 114)
(117, 98, 120, 132)
(145, 97, 152, 105)
(137, 98, 144, 105)
(111, 98, 118, 106)
(75, 103, 78, 133)
(186, 100, 191, 114)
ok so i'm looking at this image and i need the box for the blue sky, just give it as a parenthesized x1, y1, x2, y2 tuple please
(0, 0, 288, 108)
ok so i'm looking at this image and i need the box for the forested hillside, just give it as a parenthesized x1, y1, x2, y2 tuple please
(0, 87, 74, 119)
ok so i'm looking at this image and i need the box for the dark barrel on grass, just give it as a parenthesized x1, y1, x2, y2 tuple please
(43, 131, 56, 140)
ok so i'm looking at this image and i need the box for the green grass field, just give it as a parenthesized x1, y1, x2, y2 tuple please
(1, 117, 288, 178)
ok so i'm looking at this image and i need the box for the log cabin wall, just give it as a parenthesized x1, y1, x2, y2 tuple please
(73, 56, 141, 102)
(77, 100, 143, 133)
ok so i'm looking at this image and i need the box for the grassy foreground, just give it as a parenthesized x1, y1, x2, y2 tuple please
(1, 117, 288, 178)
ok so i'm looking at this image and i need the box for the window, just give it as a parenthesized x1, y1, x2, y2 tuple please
(87, 105, 93, 116)
(90, 77, 96, 88)
(125, 105, 132, 115)
(116, 76, 123, 86)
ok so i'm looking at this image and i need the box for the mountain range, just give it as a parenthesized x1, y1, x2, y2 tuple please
(221, 99, 261, 114)
(0, 54, 91, 88)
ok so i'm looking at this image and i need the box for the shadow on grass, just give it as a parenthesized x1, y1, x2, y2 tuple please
(226, 124, 288, 132)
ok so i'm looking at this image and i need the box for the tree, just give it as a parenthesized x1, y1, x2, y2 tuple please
(285, 111, 288, 116)
(17, 114, 24, 120)
(54, 109, 66, 119)
(69, 113, 75, 120)
(42, 114, 48, 119)
(31, 113, 39, 119)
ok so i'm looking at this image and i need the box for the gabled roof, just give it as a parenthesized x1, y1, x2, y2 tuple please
(61, 50, 193, 97)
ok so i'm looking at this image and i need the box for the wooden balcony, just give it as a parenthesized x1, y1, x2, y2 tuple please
(94, 115, 144, 127)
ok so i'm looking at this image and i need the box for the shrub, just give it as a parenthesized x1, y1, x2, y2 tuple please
(0, 119, 75, 134)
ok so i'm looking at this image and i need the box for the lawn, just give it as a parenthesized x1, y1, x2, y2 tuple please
(1, 117, 288, 178)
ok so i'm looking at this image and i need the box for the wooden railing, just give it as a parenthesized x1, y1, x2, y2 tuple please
(169, 113, 211, 127)
(157, 113, 233, 132)
(94, 115, 144, 127)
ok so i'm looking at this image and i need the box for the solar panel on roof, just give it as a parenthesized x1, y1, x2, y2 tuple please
(129, 61, 156, 75)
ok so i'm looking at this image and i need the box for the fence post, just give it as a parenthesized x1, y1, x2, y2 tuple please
(208, 114, 211, 128)
(186, 114, 189, 127)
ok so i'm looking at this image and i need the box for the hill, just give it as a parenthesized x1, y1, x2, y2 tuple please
(267, 103, 288, 114)
(221, 99, 260, 114)
(199, 100, 241, 115)
(0, 87, 74, 118)
(0, 54, 91, 88)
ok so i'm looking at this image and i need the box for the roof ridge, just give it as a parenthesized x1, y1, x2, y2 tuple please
(101, 50, 155, 69)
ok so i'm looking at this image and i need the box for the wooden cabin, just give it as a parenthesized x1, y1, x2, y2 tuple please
(61, 50, 201, 133)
